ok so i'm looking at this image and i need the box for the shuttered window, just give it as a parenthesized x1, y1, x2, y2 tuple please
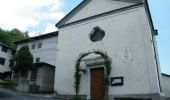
(1, 46, 8, 52)
(0, 57, 6, 65)
(31, 44, 36, 49)
(37, 42, 42, 48)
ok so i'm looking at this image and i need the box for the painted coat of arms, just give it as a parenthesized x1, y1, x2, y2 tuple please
(122, 47, 132, 62)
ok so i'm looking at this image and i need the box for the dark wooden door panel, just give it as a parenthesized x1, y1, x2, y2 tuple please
(91, 68, 104, 100)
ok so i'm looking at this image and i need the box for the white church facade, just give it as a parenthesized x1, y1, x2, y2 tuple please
(54, 0, 164, 99)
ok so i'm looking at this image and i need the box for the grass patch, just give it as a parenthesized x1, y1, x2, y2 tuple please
(0, 80, 16, 90)
(0, 80, 12, 85)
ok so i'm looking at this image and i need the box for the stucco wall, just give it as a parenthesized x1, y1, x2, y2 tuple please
(0, 45, 12, 73)
(162, 74, 170, 98)
(36, 67, 44, 88)
(54, 6, 160, 98)
(16, 36, 58, 66)
(66, 0, 135, 24)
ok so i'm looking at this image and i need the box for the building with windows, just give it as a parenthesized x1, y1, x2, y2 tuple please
(161, 73, 170, 100)
(0, 41, 14, 80)
(54, 0, 165, 99)
(15, 32, 58, 66)
(13, 31, 58, 92)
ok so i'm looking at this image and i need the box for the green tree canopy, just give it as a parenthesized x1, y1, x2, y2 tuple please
(14, 45, 34, 73)
(0, 28, 29, 48)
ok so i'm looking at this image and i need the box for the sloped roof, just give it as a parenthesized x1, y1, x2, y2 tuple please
(55, 0, 156, 35)
(56, 0, 143, 27)
(114, 0, 144, 3)
(56, 0, 90, 27)
(162, 73, 170, 78)
(15, 31, 58, 45)
(34, 62, 55, 68)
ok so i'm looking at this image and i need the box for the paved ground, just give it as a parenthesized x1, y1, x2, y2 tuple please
(0, 87, 65, 100)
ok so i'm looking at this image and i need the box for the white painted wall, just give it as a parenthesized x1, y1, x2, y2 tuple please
(66, 0, 135, 24)
(0, 45, 12, 73)
(17, 36, 58, 66)
(162, 74, 170, 98)
(54, 6, 161, 98)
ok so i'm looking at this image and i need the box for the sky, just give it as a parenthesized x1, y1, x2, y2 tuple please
(0, 0, 169, 74)
(148, 0, 170, 74)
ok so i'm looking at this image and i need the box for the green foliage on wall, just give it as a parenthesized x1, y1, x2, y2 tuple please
(74, 50, 112, 100)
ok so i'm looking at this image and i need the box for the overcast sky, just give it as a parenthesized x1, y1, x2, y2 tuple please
(0, 0, 169, 74)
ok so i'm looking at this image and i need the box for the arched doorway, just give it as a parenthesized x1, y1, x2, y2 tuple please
(74, 51, 112, 100)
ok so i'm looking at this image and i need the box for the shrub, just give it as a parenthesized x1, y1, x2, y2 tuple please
(74, 96, 82, 100)
(0, 80, 16, 90)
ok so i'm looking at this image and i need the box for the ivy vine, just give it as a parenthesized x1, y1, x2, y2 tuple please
(74, 50, 112, 100)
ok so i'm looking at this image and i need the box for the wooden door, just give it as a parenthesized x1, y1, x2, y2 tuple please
(91, 67, 104, 100)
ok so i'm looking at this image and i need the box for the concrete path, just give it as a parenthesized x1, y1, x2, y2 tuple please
(0, 87, 64, 100)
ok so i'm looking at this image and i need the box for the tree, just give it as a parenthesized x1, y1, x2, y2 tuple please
(0, 28, 29, 48)
(14, 45, 34, 77)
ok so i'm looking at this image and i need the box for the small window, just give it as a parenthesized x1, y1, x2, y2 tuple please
(31, 44, 36, 49)
(38, 42, 42, 48)
(35, 58, 40, 63)
(1, 46, 8, 52)
(0, 57, 6, 65)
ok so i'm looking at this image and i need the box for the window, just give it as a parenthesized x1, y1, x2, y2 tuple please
(31, 68, 37, 81)
(37, 42, 42, 48)
(1, 46, 8, 52)
(89, 27, 105, 42)
(31, 44, 36, 49)
(0, 57, 6, 65)
(35, 58, 40, 63)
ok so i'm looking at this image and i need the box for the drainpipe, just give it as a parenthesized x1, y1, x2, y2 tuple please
(152, 30, 163, 93)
